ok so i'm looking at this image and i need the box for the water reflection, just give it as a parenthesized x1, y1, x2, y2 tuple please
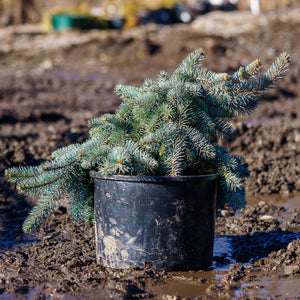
(229, 230, 300, 263)
(212, 235, 234, 270)
(0, 179, 38, 253)
(213, 230, 300, 270)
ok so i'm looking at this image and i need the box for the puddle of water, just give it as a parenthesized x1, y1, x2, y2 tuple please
(234, 289, 246, 298)
(149, 274, 300, 299)
(64, 289, 123, 300)
(242, 278, 300, 299)
(0, 288, 40, 300)
(149, 269, 225, 300)
(244, 117, 285, 127)
(0, 236, 37, 254)
(150, 277, 214, 299)
(277, 197, 300, 210)
(147, 241, 232, 299)
(1, 287, 122, 300)
(40, 71, 116, 82)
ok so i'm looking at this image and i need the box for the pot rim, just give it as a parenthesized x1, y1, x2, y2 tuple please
(90, 171, 218, 183)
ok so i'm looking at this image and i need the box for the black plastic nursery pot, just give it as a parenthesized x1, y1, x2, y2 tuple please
(90, 172, 218, 270)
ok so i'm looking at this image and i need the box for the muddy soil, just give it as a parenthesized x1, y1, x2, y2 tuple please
(0, 9, 300, 299)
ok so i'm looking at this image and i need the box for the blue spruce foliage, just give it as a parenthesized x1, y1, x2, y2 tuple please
(5, 49, 290, 232)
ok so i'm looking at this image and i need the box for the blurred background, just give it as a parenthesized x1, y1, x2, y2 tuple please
(0, 0, 300, 28)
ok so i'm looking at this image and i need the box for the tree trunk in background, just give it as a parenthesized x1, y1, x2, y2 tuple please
(238, 0, 300, 12)
(0, 0, 102, 25)
(0, 0, 40, 25)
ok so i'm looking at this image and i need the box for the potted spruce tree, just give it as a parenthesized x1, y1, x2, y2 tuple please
(5, 49, 290, 270)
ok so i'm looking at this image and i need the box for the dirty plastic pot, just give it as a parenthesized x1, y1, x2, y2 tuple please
(52, 14, 90, 31)
(90, 172, 218, 270)
(51, 14, 102, 31)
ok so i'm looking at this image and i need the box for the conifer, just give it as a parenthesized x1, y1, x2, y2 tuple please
(5, 49, 290, 233)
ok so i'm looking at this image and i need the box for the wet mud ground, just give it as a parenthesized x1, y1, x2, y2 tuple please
(0, 9, 300, 299)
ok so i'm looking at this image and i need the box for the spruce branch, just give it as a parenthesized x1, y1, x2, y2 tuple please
(123, 140, 158, 174)
(228, 52, 291, 95)
(224, 186, 246, 209)
(5, 166, 42, 183)
(168, 138, 186, 176)
(115, 84, 140, 100)
(143, 104, 169, 134)
(185, 127, 216, 159)
(141, 122, 178, 146)
(67, 167, 93, 222)
(231, 59, 262, 83)
(80, 145, 110, 169)
(83, 195, 94, 223)
(22, 176, 69, 233)
(172, 48, 205, 80)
